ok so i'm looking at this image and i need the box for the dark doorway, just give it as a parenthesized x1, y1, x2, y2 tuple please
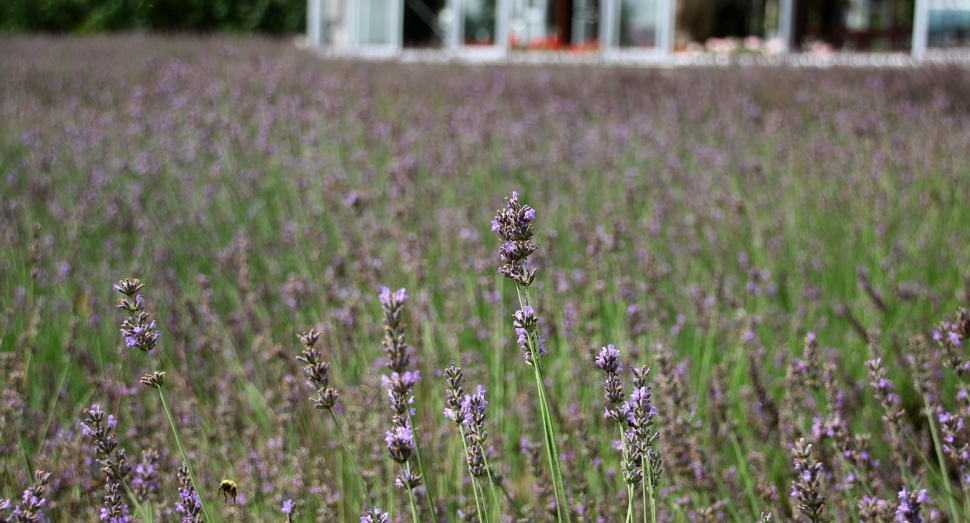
(550, 0, 575, 44)
(676, 0, 767, 43)
(792, 0, 913, 50)
(403, 0, 446, 47)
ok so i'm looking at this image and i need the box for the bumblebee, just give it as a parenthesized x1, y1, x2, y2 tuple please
(218, 480, 238, 505)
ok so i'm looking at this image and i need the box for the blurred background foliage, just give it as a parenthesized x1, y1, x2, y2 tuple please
(0, 0, 306, 34)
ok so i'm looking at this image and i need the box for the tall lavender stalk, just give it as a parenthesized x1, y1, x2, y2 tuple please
(594, 345, 635, 523)
(791, 439, 826, 523)
(909, 334, 960, 523)
(81, 404, 136, 523)
(114, 278, 212, 523)
(628, 366, 662, 523)
(444, 363, 489, 523)
(296, 329, 372, 508)
(864, 331, 912, 477)
(492, 191, 570, 523)
(0, 471, 51, 523)
(176, 462, 203, 522)
(379, 287, 434, 520)
(463, 385, 502, 522)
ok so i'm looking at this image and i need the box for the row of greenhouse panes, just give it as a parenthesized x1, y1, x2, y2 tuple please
(306, 0, 970, 54)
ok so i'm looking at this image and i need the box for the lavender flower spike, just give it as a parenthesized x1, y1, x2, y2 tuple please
(513, 299, 547, 364)
(791, 439, 826, 523)
(595, 344, 623, 374)
(896, 487, 929, 523)
(385, 426, 415, 464)
(595, 345, 626, 422)
(115, 281, 161, 354)
(492, 191, 539, 286)
(0, 471, 51, 523)
(361, 507, 390, 523)
(175, 462, 203, 523)
(379, 287, 411, 373)
(296, 329, 339, 410)
(443, 362, 467, 425)
(282, 499, 297, 522)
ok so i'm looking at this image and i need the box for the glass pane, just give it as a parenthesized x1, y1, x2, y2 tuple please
(322, 0, 351, 46)
(573, 0, 601, 46)
(510, 0, 552, 48)
(360, 0, 394, 45)
(465, 0, 498, 45)
(619, 0, 659, 46)
(929, 0, 970, 47)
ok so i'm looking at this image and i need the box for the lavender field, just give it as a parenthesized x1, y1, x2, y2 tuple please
(2, 35, 970, 523)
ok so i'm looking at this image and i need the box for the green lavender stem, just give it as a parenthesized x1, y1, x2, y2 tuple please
(645, 456, 657, 523)
(481, 451, 503, 522)
(516, 285, 570, 523)
(459, 424, 488, 523)
(119, 476, 152, 523)
(148, 356, 213, 523)
(403, 463, 423, 523)
(642, 455, 649, 523)
(924, 394, 961, 523)
(619, 427, 634, 523)
(330, 409, 373, 508)
(406, 410, 438, 519)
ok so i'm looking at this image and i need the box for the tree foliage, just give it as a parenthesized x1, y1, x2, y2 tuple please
(0, 0, 306, 34)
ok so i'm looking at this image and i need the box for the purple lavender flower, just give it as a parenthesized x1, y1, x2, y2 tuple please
(443, 362, 466, 425)
(131, 449, 160, 500)
(175, 462, 203, 523)
(115, 279, 161, 354)
(460, 385, 492, 479)
(0, 472, 51, 523)
(936, 312, 970, 376)
(361, 507, 390, 523)
(791, 439, 825, 523)
(492, 191, 539, 286)
(82, 405, 132, 482)
(377, 286, 428, 498)
(385, 426, 415, 464)
(595, 344, 623, 374)
(895, 487, 928, 523)
(595, 345, 626, 422)
(379, 287, 411, 373)
(296, 329, 339, 410)
(513, 300, 547, 364)
(99, 479, 132, 523)
(382, 371, 421, 431)
(617, 365, 662, 486)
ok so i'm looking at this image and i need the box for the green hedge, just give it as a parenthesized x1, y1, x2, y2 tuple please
(0, 0, 306, 34)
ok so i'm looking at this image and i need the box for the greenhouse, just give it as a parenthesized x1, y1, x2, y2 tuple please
(305, 0, 970, 56)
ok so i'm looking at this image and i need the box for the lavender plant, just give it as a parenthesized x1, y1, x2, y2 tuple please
(115, 278, 212, 523)
(176, 462, 204, 523)
(295, 328, 371, 507)
(895, 488, 929, 523)
(5, 37, 970, 523)
(378, 287, 430, 521)
(627, 365, 662, 523)
(81, 404, 135, 523)
(791, 439, 826, 523)
(595, 345, 635, 521)
(493, 191, 569, 523)
(0, 471, 51, 523)
(444, 362, 494, 523)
